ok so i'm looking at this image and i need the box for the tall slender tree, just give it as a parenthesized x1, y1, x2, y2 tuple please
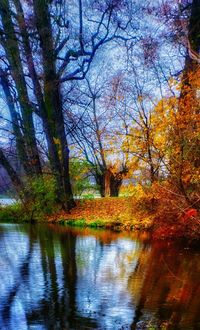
(0, 0, 42, 176)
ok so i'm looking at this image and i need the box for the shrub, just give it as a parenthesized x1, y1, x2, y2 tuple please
(0, 203, 22, 222)
(22, 175, 59, 221)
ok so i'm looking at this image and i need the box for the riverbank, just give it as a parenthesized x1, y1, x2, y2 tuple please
(0, 195, 199, 243)
(48, 197, 154, 231)
(47, 196, 200, 243)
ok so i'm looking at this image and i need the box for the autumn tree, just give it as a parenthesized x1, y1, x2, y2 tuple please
(114, 64, 172, 186)
(149, 0, 200, 203)
(119, 0, 200, 201)
(169, 0, 200, 203)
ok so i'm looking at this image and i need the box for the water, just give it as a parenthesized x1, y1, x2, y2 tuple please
(0, 223, 199, 330)
(0, 197, 16, 206)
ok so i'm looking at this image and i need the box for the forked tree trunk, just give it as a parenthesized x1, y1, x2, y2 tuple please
(95, 169, 125, 197)
(110, 174, 123, 197)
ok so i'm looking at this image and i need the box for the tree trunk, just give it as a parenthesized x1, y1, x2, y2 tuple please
(104, 169, 112, 197)
(0, 148, 24, 198)
(0, 1, 42, 176)
(13, 0, 70, 207)
(174, 0, 200, 200)
(0, 69, 31, 176)
(94, 172, 105, 197)
(110, 174, 123, 197)
(33, 0, 74, 209)
(95, 168, 125, 197)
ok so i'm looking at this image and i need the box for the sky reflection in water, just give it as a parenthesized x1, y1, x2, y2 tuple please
(0, 223, 200, 330)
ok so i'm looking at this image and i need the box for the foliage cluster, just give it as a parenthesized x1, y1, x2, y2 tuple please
(70, 159, 96, 197)
(0, 176, 59, 222)
(139, 182, 200, 242)
(0, 203, 22, 222)
(22, 176, 59, 221)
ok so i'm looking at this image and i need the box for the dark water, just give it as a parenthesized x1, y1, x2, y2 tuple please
(0, 223, 200, 330)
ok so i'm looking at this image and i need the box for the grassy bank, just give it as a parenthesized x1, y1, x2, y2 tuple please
(1, 190, 200, 242)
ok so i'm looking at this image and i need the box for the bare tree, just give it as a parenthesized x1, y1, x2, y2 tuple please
(0, 0, 134, 208)
(67, 74, 128, 197)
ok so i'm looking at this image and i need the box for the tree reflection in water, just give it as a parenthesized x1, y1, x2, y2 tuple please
(0, 223, 200, 330)
(129, 241, 200, 329)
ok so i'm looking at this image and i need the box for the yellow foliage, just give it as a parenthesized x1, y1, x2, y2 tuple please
(53, 137, 60, 145)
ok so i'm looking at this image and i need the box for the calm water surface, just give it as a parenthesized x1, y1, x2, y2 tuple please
(0, 223, 200, 330)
